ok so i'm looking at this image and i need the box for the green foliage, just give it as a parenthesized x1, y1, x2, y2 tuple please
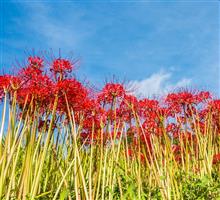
(177, 172, 220, 200)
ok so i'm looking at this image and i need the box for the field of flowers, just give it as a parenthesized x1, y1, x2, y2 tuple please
(0, 55, 220, 199)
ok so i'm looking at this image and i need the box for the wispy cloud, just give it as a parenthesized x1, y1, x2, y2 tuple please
(1, 1, 218, 95)
(128, 70, 191, 97)
(20, 2, 85, 49)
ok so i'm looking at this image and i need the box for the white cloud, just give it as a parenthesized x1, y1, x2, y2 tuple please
(128, 71, 191, 97)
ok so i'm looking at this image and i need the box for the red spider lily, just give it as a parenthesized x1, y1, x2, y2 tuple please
(81, 100, 107, 132)
(208, 100, 220, 134)
(166, 123, 181, 138)
(0, 75, 12, 90)
(213, 153, 220, 165)
(138, 99, 159, 117)
(122, 94, 139, 109)
(98, 83, 126, 104)
(172, 145, 181, 154)
(138, 98, 167, 136)
(0, 75, 12, 99)
(210, 99, 220, 110)
(53, 79, 88, 116)
(50, 58, 73, 80)
(0, 75, 23, 101)
(165, 91, 211, 113)
(8, 76, 22, 90)
(126, 148, 133, 157)
(28, 56, 44, 69)
(126, 148, 145, 163)
(195, 91, 211, 102)
(19, 56, 44, 79)
(2, 53, 220, 167)
(117, 95, 138, 123)
(80, 131, 98, 145)
(166, 92, 194, 106)
(17, 74, 53, 109)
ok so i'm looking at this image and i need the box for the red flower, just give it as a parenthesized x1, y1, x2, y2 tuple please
(19, 56, 44, 79)
(213, 153, 220, 164)
(166, 123, 180, 138)
(17, 74, 53, 109)
(54, 79, 88, 113)
(209, 100, 220, 110)
(117, 95, 138, 122)
(2, 53, 220, 161)
(172, 145, 181, 154)
(126, 148, 145, 163)
(166, 92, 194, 106)
(208, 100, 220, 134)
(195, 91, 211, 102)
(81, 99, 107, 132)
(165, 91, 211, 112)
(0, 75, 22, 99)
(50, 58, 73, 79)
(127, 149, 133, 157)
(98, 83, 126, 104)
(139, 98, 159, 117)
(28, 56, 43, 69)
(0, 75, 12, 90)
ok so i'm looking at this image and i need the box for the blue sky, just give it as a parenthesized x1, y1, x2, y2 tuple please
(0, 1, 219, 97)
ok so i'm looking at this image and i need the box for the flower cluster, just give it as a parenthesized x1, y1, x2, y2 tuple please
(0, 55, 219, 166)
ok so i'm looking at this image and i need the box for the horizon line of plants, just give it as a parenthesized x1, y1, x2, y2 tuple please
(0, 55, 220, 199)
